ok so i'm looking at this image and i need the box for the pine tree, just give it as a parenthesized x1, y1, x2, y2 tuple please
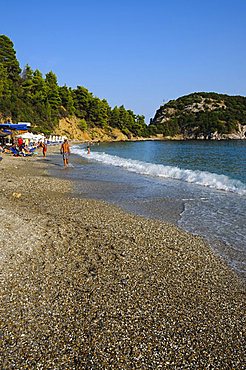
(0, 35, 21, 82)
(21, 64, 34, 102)
(88, 97, 110, 128)
(0, 63, 9, 99)
(73, 86, 92, 120)
(59, 85, 75, 115)
(45, 71, 61, 110)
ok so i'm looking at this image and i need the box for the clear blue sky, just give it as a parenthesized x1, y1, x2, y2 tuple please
(1, 0, 246, 123)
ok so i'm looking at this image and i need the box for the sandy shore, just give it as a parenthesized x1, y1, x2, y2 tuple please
(0, 149, 245, 369)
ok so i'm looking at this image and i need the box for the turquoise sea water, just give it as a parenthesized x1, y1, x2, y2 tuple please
(82, 140, 246, 185)
(69, 140, 246, 279)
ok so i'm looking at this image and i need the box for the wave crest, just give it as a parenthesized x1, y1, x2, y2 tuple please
(72, 147, 246, 195)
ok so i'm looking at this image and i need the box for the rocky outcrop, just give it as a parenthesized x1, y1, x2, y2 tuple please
(150, 92, 246, 140)
(54, 117, 130, 142)
(185, 123, 246, 140)
(54, 117, 89, 141)
(220, 124, 246, 140)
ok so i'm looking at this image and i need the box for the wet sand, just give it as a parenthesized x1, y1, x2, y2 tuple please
(0, 149, 245, 369)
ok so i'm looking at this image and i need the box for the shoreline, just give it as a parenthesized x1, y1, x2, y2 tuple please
(63, 141, 246, 281)
(1, 150, 245, 368)
(72, 136, 246, 144)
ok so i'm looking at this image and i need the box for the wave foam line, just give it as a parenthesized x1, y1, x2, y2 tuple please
(72, 147, 246, 195)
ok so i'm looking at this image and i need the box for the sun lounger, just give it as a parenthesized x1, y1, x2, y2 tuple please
(28, 147, 38, 153)
(10, 147, 34, 157)
(10, 147, 21, 156)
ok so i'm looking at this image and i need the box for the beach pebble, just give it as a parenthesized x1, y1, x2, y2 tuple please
(12, 192, 22, 198)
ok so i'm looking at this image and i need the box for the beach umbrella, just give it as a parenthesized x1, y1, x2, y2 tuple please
(16, 132, 35, 139)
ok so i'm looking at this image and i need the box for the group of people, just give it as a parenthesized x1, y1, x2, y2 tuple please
(0, 136, 92, 168)
(39, 138, 71, 167)
(37, 138, 70, 167)
(0, 137, 37, 157)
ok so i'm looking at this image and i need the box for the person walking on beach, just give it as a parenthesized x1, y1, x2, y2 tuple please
(60, 138, 70, 167)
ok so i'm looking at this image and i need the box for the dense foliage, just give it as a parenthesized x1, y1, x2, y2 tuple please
(149, 92, 246, 138)
(0, 35, 148, 136)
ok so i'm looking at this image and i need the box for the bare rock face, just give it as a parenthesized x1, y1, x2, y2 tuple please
(54, 117, 129, 142)
(54, 117, 90, 140)
(210, 124, 246, 140)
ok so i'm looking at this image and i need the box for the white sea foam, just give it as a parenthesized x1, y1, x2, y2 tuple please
(71, 147, 246, 196)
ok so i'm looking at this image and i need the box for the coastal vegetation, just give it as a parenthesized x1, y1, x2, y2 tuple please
(0, 35, 148, 138)
(0, 35, 245, 140)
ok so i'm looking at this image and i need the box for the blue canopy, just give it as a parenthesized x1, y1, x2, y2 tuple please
(0, 123, 28, 131)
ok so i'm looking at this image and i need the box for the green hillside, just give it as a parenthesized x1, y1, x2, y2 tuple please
(0, 35, 148, 138)
(149, 92, 246, 139)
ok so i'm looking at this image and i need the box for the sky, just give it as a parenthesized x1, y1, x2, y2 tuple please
(1, 0, 246, 123)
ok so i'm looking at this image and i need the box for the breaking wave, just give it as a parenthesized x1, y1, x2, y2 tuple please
(71, 147, 246, 196)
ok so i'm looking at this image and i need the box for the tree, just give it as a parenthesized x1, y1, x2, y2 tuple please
(109, 106, 120, 128)
(21, 64, 34, 102)
(45, 71, 61, 110)
(88, 97, 110, 128)
(32, 69, 46, 102)
(0, 35, 21, 82)
(59, 85, 75, 115)
(0, 63, 9, 99)
(73, 86, 93, 119)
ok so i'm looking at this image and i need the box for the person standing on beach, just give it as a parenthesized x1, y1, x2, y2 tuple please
(60, 138, 70, 167)
(42, 140, 48, 157)
(87, 142, 91, 155)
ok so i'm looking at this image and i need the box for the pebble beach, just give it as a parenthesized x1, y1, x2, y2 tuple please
(0, 148, 245, 369)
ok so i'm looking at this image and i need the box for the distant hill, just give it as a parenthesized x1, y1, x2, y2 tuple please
(149, 92, 246, 139)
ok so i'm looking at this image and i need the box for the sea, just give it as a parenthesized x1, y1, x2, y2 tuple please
(52, 140, 246, 280)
